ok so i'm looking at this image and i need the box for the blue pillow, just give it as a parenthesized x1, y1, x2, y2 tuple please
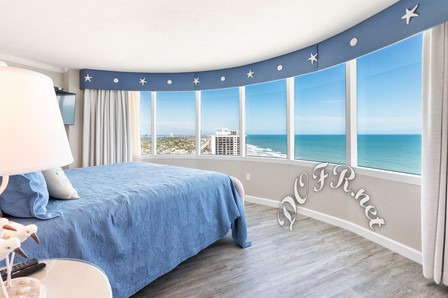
(0, 172, 60, 219)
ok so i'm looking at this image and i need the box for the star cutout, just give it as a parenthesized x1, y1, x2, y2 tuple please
(84, 74, 92, 82)
(193, 78, 200, 85)
(139, 78, 147, 86)
(247, 70, 254, 78)
(308, 53, 318, 64)
(401, 4, 419, 25)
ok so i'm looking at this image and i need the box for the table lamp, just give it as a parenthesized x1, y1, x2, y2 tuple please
(0, 61, 73, 297)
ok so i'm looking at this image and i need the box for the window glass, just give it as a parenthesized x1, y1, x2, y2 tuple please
(246, 80, 287, 158)
(156, 91, 196, 154)
(140, 92, 151, 154)
(357, 34, 422, 174)
(294, 64, 346, 163)
(201, 88, 240, 155)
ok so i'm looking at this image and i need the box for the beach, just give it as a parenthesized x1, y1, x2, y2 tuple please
(140, 134, 421, 175)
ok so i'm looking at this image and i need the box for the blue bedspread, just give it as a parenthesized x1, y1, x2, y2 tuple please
(11, 162, 250, 298)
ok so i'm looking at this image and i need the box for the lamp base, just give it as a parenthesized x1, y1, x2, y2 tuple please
(4, 277, 46, 298)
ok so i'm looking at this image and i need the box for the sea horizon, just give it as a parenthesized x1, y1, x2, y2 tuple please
(140, 133, 421, 175)
(245, 134, 421, 175)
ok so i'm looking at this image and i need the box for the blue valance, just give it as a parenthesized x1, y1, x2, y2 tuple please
(80, 0, 448, 91)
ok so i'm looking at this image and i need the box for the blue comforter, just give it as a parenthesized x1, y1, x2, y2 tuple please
(11, 162, 250, 298)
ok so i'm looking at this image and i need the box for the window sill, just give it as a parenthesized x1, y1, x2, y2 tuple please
(138, 154, 421, 186)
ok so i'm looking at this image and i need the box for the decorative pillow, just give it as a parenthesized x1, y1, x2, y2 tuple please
(0, 172, 60, 219)
(42, 167, 79, 200)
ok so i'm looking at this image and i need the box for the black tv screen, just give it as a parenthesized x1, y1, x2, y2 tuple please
(55, 90, 76, 125)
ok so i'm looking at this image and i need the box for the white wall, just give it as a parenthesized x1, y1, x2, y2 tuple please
(62, 70, 83, 169)
(144, 156, 421, 261)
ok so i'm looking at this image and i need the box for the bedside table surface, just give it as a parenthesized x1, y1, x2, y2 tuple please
(30, 258, 112, 298)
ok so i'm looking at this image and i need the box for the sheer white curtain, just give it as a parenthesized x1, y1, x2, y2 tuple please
(129, 91, 141, 160)
(421, 22, 448, 285)
(82, 89, 133, 167)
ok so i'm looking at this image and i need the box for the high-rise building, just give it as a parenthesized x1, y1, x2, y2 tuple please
(211, 128, 240, 155)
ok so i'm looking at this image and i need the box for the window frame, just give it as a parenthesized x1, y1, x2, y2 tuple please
(139, 36, 422, 186)
(244, 79, 288, 159)
(293, 63, 347, 164)
(199, 87, 241, 156)
(154, 90, 197, 155)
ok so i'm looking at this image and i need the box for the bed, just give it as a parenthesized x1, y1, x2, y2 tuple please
(4, 162, 250, 298)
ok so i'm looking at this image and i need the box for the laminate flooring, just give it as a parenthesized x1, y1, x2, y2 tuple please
(132, 203, 448, 298)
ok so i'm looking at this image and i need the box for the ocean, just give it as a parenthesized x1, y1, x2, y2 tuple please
(246, 134, 421, 175)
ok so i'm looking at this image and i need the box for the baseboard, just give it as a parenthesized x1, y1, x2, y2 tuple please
(244, 195, 422, 264)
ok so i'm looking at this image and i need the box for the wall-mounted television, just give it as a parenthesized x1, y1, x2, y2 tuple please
(54, 89, 76, 125)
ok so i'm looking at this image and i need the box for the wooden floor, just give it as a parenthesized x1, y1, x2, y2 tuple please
(132, 203, 448, 298)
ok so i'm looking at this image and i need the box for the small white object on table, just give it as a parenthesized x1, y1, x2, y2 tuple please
(29, 259, 112, 298)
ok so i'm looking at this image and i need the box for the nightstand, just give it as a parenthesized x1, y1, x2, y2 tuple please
(30, 259, 112, 298)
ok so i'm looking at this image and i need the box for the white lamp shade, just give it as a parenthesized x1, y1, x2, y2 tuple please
(0, 63, 73, 176)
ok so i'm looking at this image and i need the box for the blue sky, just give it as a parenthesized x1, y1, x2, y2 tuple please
(357, 34, 422, 134)
(202, 88, 239, 135)
(140, 33, 422, 136)
(140, 92, 151, 135)
(295, 64, 346, 134)
(246, 80, 286, 134)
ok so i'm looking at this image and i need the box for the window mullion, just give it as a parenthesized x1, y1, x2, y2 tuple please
(196, 90, 201, 156)
(239, 86, 246, 157)
(346, 60, 358, 167)
(287, 77, 295, 160)
(151, 91, 157, 155)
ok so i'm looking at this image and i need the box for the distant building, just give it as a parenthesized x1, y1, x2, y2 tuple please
(211, 128, 240, 155)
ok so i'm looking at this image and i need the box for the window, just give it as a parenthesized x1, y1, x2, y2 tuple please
(137, 35, 423, 177)
(357, 34, 422, 174)
(140, 92, 152, 154)
(294, 64, 346, 164)
(201, 88, 240, 155)
(246, 80, 287, 158)
(156, 91, 196, 154)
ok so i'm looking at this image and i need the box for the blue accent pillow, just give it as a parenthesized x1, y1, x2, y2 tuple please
(0, 172, 60, 219)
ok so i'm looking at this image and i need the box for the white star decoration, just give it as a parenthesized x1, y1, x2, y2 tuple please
(84, 74, 92, 82)
(80, 4, 425, 90)
(308, 53, 318, 64)
(401, 4, 419, 25)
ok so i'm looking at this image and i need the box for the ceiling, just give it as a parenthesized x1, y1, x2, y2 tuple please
(0, 0, 399, 73)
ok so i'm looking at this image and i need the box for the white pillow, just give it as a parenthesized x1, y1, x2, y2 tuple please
(42, 167, 79, 200)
